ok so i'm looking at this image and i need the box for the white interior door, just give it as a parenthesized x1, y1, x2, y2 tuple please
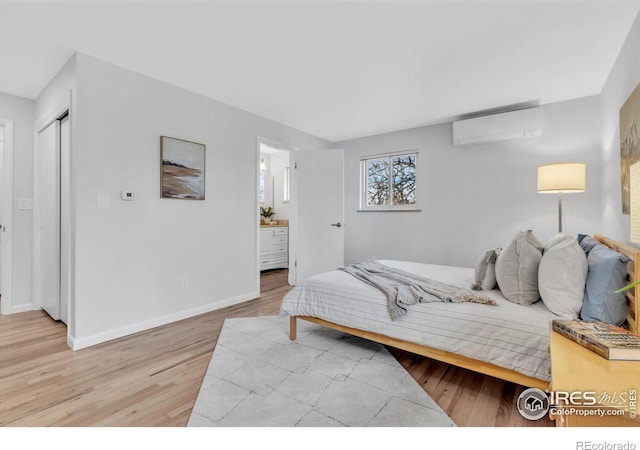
(0, 121, 14, 315)
(59, 114, 70, 325)
(0, 127, 4, 293)
(294, 148, 344, 283)
(38, 121, 61, 321)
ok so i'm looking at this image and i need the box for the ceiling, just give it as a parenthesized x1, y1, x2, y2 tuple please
(1, 1, 639, 142)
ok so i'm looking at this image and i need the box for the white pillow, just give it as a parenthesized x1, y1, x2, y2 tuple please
(544, 232, 566, 250)
(538, 236, 588, 318)
(471, 248, 501, 291)
(495, 230, 544, 305)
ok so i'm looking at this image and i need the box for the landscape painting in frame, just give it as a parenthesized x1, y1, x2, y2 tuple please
(620, 81, 640, 214)
(161, 136, 206, 200)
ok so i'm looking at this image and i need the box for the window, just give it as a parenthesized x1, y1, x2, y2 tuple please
(360, 151, 418, 211)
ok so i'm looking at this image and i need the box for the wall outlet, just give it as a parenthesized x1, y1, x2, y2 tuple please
(181, 277, 189, 289)
(98, 193, 110, 208)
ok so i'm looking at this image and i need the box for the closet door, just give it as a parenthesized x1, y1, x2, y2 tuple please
(37, 120, 61, 321)
(59, 114, 70, 325)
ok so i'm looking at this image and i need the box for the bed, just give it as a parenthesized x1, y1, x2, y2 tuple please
(279, 235, 640, 391)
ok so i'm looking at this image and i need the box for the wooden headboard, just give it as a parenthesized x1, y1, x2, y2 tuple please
(594, 234, 640, 335)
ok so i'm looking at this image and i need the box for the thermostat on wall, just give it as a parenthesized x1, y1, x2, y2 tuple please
(121, 191, 136, 201)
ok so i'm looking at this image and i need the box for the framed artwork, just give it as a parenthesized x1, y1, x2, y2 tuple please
(620, 82, 640, 214)
(160, 136, 206, 200)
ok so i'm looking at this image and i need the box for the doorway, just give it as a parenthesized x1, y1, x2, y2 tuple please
(0, 119, 14, 315)
(257, 140, 293, 294)
(255, 140, 345, 293)
(35, 111, 70, 325)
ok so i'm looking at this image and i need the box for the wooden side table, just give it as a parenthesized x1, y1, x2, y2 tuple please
(550, 331, 640, 426)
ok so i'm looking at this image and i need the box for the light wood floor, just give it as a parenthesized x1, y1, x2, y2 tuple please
(0, 268, 553, 427)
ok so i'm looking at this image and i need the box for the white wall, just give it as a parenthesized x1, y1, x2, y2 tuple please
(271, 150, 290, 220)
(0, 92, 35, 312)
(70, 53, 328, 347)
(35, 56, 76, 128)
(336, 95, 604, 268)
(600, 10, 640, 241)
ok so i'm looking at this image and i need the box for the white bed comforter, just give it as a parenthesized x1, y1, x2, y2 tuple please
(279, 260, 557, 381)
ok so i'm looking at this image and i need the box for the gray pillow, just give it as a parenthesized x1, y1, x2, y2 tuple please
(578, 234, 600, 255)
(580, 244, 630, 326)
(471, 248, 501, 291)
(495, 230, 544, 305)
(538, 236, 588, 318)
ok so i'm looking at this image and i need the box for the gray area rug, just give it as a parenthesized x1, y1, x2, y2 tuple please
(187, 316, 455, 427)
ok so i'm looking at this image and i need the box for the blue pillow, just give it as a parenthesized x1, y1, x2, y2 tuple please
(580, 244, 630, 326)
(578, 234, 600, 256)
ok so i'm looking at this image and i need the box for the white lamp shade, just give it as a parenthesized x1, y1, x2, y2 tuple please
(537, 162, 586, 193)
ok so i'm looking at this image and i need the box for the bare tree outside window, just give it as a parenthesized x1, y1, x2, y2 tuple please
(362, 152, 417, 209)
(366, 158, 389, 206)
(392, 155, 416, 205)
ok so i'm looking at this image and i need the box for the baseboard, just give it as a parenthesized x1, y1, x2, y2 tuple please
(2, 302, 34, 314)
(69, 291, 260, 351)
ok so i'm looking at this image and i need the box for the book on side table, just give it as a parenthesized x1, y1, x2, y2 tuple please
(551, 319, 640, 361)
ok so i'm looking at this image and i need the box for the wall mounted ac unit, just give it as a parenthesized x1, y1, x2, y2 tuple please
(452, 107, 543, 146)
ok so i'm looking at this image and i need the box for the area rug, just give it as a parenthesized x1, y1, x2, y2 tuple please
(187, 316, 455, 427)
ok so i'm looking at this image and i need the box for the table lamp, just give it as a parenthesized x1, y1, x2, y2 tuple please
(537, 162, 586, 233)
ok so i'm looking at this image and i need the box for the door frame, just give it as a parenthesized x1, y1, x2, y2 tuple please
(0, 118, 14, 315)
(255, 137, 299, 290)
(33, 104, 72, 324)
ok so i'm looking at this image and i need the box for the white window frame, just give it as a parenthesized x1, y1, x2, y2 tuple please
(359, 150, 419, 212)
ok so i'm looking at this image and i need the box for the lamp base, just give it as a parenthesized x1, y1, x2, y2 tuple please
(558, 193, 564, 233)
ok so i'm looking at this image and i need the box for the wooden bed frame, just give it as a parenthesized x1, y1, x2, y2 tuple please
(595, 234, 639, 335)
(288, 234, 640, 391)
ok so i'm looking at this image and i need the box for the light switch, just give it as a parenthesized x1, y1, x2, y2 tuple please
(18, 198, 34, 210)
(98, 193, 110, 208)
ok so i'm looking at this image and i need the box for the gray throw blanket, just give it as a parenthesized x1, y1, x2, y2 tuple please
(339, 261, 497, 320)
